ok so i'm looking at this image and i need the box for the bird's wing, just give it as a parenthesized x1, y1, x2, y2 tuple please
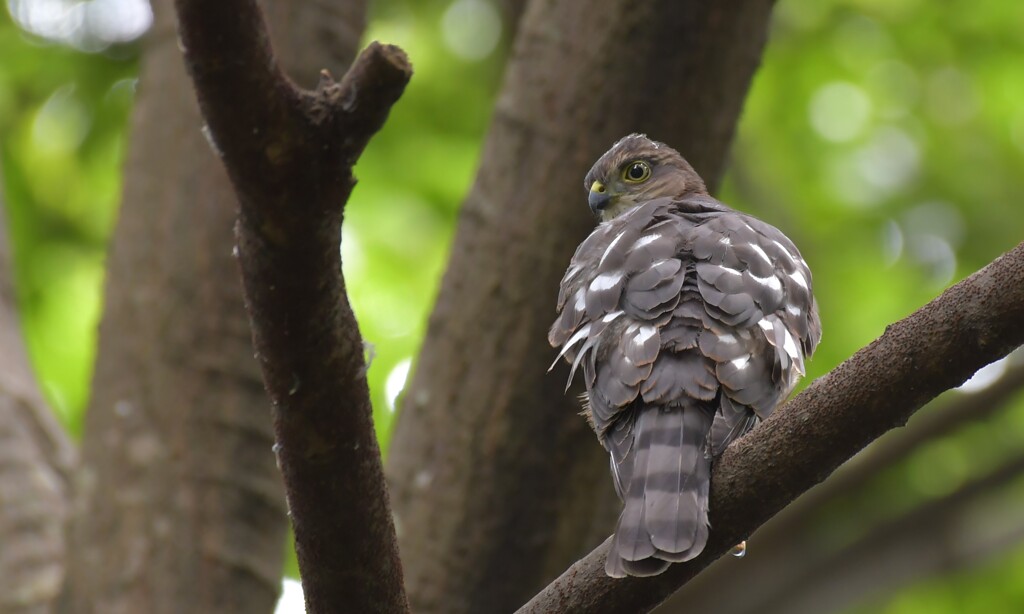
(548, 200, 686, 433)
(549, 196, 821, 576)
(690, 208, 821, 454)
(549, 198, 820, 453)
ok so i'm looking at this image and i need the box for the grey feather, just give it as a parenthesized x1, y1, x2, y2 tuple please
(643, 407, 711, 554)
(550, 135, 821, 578)
(605, 405, 712, 577)
(710, 395, 759, 456)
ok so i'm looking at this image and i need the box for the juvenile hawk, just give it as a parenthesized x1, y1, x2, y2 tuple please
(549, 134, 821, 577)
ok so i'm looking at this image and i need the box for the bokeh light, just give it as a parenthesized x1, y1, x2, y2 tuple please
(8, 0, 151, 50)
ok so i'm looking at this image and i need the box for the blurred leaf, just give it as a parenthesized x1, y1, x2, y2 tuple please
(4, 0, 1024, 605)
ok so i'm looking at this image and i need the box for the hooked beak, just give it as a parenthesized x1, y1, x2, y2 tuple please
(588, 180, 611, 213)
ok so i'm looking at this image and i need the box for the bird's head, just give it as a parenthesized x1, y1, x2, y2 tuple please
(583, 134, 707, 221)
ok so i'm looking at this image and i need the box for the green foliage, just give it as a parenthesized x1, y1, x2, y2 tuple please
(728, 0, 1024, 379)
(343, 0, 511, 448)
(3, 0, 1023, 609)
(866, 535, 1024, 614)
(0, 7, 138, 433)
(723, 1, 1024, 610)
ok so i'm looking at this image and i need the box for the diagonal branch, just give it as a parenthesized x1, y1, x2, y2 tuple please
(518, 241, 1024, 614)
(174, 1, 412, 612)
(661, 357, 1024, 614)
(758, 356, 1024, 542)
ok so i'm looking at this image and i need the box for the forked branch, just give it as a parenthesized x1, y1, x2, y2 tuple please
(174, 0, 412, 612)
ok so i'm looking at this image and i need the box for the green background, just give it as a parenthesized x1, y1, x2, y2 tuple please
(2, 0, 1023, 611)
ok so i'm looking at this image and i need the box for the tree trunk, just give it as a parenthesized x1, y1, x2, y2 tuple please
(174, 0, 411, 606)
(60, 1, 365, 612)
(0, 195, 75, 613)
(386, 1, 776, 612)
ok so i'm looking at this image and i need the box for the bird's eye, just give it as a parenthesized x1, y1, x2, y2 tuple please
(622, 161, 651, 183)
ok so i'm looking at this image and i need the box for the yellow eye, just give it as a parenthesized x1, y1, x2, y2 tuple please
(622, 160, 651, 183)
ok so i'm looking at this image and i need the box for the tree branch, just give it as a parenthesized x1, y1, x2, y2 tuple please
(661, 357, 1024, 613)
(518, 241, 1024, 614)
(175, 1, 412, 612)
(64, 1, 372, 611)
(777, 358, 1024, 526)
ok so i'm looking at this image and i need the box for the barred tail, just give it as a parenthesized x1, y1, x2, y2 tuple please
(605, 405, 712, 578)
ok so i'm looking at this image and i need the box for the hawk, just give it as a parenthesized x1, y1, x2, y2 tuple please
(549, 134, 821, 577)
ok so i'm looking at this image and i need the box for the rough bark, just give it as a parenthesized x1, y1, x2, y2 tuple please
(0, 195, 75, 613)
(174, 0, 411, 612)
(385, 1, 777, 612)
(767, 359, 1024, 531)
(61, 1, 367, 612)
(664, 358, 1024, 613)
(519, 241, 1024, 614)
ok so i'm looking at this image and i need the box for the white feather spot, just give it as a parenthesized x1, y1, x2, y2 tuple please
(781, 328, 801, 362)
(634, 325, 657, 346)
(573, 289, 586, 312)
(748, 243, 773, 266)
(720, 236, 732, 246)
(750, 273, 782, 291)
(757, 318, 774, 334)
(590, 272, 623, 292)
(598, 309, 622, 323)
(718, 334, 737, 345)
(789, 270, 809, 290)
(785, 304, 802, 317)
(772, 240, 797, 262)
(781, 327, 805, 375)
(565, 324, 592, 348)
(599, 232, 627, 267)
(602, 310, 624, 323)
(730, 355, 751, 370)
(634, 234, 661, 249)
(568, 337, 597, 387)
(549, 324, 592, 370)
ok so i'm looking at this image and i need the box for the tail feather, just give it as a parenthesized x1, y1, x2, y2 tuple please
(605, 405, 712, 578)
(611, 411, 657, 564)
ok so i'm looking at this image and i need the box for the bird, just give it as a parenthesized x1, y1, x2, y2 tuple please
(549, 134, 821, 577)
